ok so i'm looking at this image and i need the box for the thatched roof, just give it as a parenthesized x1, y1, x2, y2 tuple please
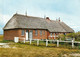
(3, 14, 74, 32)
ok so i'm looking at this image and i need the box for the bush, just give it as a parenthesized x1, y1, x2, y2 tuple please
(58, 34, 66, 40)
(66, 32, 80, 41)
(66, 32, 76, 38)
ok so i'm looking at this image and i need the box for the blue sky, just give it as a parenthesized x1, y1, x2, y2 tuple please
(0, 0, 80, 34)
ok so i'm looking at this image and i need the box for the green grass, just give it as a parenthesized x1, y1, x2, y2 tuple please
(0, 35, 3, 41)
(0, 35, 13, 43)
(0, 43, 80, 57)
(0, 35, 80, 57)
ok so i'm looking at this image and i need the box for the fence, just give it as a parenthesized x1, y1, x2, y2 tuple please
(29, 38, 80, 48)
(15, 37, 80, 48)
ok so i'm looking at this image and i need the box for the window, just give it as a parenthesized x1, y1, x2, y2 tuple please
(35, 30, 38, 36)
(40, 30, 42, 35)
(43, 31, 45, 35)
(54, 33, 55, 36)
(50, 33, 52, 36)
(64, 33, 66, 35)
(56, 33, 58, 36)
(21, 30, 25, 36)
(54, 33, 55, 39)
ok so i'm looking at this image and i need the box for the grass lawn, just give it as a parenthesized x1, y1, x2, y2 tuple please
(0, 35, 80, 57)
(0, 35, 3, 41)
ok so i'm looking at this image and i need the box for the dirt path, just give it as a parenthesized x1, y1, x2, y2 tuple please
(0, 43, 11, 48)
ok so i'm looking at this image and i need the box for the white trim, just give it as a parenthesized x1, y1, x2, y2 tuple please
(26, 31, 28, 40)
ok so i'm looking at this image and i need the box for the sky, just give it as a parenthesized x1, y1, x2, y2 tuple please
(0, 0, 80, 34)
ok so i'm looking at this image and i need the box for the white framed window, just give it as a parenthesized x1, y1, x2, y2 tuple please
(50, 33, 52, 36)
(35, 30, 38, 36)
(21, 30, 25, 36)
(54, 33, 55, 36)
(40, 30, 42, 35)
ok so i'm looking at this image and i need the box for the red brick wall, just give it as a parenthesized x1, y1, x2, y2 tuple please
(18, 30, 26, 40)
(32, 30, 47, 39)
(4, 30, 20, 40)
(4, 29, 48, 40)
(4, 29, 69, 40)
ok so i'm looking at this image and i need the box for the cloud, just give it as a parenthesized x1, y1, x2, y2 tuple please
(0, 27, 3, 34)
(0, 14, 11, 34)
(0, 14, 11, 25)
(1, 9, 80, 32)
(0, 0, 80, 34)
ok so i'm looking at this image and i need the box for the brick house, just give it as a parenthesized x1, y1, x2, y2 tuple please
(3, 13, 74, 40)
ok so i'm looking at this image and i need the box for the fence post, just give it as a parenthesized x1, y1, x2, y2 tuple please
(46, 39, 48, 47)
(30, 39, 32, 45)
(57, 40, 59, 47)
(37, 39, 39, 46)
(72, 39, 74, 48)
(23, 38, 25, 43)
(73, 38, 75, 41)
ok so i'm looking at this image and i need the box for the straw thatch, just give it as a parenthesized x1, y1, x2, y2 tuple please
(3, 14, 74, 32)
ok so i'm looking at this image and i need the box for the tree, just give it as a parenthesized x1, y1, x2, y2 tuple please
(75, 32, 80, 41)
(66, 32, 80, 41)
(58, 34, 66, 40)
(66, 33, 76, 38)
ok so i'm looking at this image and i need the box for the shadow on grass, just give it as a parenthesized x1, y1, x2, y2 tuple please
(0, 40, 14, 43)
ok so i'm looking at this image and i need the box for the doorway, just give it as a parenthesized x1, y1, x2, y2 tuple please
(29, 30, 33, 40)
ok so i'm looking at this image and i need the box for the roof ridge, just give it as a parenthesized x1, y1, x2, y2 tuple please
(14, 14, 60, 22)
(13, 13, 44, 19)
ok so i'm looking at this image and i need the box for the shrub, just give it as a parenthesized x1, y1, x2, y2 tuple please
(58, 34, 66, 40)
(66, 32, 80, 41)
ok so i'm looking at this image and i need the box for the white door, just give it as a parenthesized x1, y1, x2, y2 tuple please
(26, 30, 28, 40)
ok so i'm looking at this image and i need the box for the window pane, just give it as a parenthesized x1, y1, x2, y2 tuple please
(50, 33, 52, 36)
(40, 30, 42, 35)
(21, 30, 25, 35)
(54, 33, 55, 36)
(35, 30, 38, 36)
(43, 31, 45, 35)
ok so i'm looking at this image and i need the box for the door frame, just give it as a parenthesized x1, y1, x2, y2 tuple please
(26, 30, 29, 40)
(29, 30, 33, 40)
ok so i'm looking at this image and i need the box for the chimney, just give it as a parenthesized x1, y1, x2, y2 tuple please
(25, 10, 27, 16)
(46, 17, 50, 20)
(56, 18, 57, 21)
(16, 11, 18, 14)
(58, 17, 60, 22)
(44, 15, 46, 19)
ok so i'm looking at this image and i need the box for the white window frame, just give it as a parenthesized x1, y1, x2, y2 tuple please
(50, 33, 52, 37)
